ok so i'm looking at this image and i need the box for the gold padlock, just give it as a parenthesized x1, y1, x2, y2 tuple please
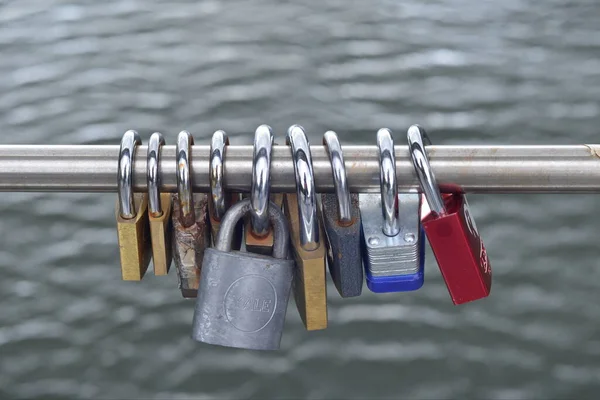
(147, 132, 172, 276)
(285, 125, 328, 331)
(208, 130, 242, 249)
(245, 193, 283, 255)
(171, 131, 210, 298)
(116, 130, 151, 281)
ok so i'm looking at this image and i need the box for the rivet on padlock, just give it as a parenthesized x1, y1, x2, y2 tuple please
(244, 125, 284, 256)
(408, 124, 491, 305)
(171, 131, 210, 298)
(207, 130, 242, 249)
(284, 125, 328, 331)
(192, 198, 294, 351)
(147, 132, 173, 276)
(116, 130, 152, 281)
(321, 130, 363, 298)
(359, 128, 425, 293)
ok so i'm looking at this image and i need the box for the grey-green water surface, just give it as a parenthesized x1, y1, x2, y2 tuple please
(0, 0, 599, 398)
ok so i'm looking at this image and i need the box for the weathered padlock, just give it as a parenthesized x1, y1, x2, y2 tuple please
(207, 130, 242, 249)
(192, 198, 294, 351)
(321, 130, 363, 298)
(171, 131, 210, 298)
(408, 124, 491, 304)
(285, 125, 328, 331)
(115, 130, 152, 281)
(360, 128, 425, 293)
(147, 132, 173, 276)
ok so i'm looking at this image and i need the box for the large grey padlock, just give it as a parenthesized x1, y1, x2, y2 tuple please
(192, 198, 294, 351)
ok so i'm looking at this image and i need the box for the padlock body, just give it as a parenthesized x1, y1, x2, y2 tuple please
(360, 193, 424, 293)
(149, 193, 173, 276)
(172, 194, 210, 298)
(364, 227, 425, 293)
(422, 193, 491, 305)
(321, 193, 363, 298)
(193, 248, 294, 350)
(116, 194, 152, 281)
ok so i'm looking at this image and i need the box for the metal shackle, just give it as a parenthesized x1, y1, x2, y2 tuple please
(376, 128, 400, 236)
(287, 124, 319, 250)
(250, 124, 274, 236)
(215, 198, 289, 259)
(407, 124, 446, 216)
(323, 130, 351, 224)
(176, 130, 195, 227)
(117, 130, 142, 219)
(147, 132, 165, 217)
(209, 130, 229, 220)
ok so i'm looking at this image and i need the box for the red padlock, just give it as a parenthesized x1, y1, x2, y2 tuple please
(408, 125, 491, 305)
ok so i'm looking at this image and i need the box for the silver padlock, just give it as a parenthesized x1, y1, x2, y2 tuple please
(359, 128, 424, 293)
(192, 198, 294, 351)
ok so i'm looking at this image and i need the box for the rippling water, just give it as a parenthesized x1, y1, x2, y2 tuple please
(1, 0, 600, 398)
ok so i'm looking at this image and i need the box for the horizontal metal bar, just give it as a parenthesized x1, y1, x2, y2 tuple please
(0, 145, 599, 193)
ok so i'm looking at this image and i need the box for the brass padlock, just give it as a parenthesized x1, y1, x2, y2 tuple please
(171, 131, 210, 298)
(285, 125, 328, 331)
(207, 130, 242, 249)
(116, 130, 151, 281)
(147, 132, 173, 276)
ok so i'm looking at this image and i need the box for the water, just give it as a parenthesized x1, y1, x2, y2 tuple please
(0, 0, 599, 398)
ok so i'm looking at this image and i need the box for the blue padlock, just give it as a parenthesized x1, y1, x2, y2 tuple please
(358, 128, 424, 293)
(360, 193, 425, 293)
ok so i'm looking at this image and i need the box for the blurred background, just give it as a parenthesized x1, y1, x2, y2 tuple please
(1, 0, 599, 398)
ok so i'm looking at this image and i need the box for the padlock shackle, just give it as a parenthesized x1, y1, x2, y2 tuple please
(250, 125, 274, 237)
(287, 125, 319, 251)
(147, 132, 166, 217)
(377, 128, 400, 237)
(216, 198, 289, 259)
(117, 130, 142, 219)
(176, 130, 196, 227)
(323, 130, 352, 224)
(407, 124, 446, 216)
(209, 130, 230, 220)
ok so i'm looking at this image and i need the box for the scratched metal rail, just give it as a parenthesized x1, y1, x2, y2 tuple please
(1, 0, 599, 399)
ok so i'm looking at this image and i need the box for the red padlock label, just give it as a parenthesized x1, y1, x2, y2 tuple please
(422, 193, 491, 305)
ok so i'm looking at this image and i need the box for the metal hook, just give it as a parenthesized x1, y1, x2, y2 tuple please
(118, 130, 142, 219)
(147, 132, 165, 217)
(287, 124, 319, 250)
(377, 128, 400, 236)
(323, 130, 351, 224)
(250, 124, 274, 236)
(209, 130, 229, 220)
(176, 130, 195, 227)
(407, 124, 445, 216)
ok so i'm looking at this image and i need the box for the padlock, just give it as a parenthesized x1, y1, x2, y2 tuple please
(359, 128, 425, 293)
(115, 130, 152, 281)
(408, 124, 491, 304)
(285, 125, 328, 331)
(244, 124, 282, 256)
(147, 132, 173, 276)
(192, 198, 294, 351)
(207, 130, 242, 249)
(171, 131, 210, 298)
(321, 130, 363, 298)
